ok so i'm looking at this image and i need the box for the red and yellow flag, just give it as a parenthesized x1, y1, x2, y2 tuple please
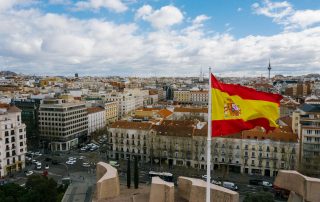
(211, 74, 282, 137)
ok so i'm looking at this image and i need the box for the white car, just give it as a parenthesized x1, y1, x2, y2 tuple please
(82, 162, 90, 167)
(45, 165, 49, 170)
(201, 175, 211, 181)
(68, 157, 76, 161)
(262, 181, 273, 187)
(34, 152, 42, 156)
(66, 160, 75, 165)
(25, 171, 33, 176)
(211, 179, 222, 186)
(79, 156, 85, 160)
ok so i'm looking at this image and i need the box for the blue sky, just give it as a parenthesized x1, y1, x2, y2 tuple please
(0, 0, 320, 76)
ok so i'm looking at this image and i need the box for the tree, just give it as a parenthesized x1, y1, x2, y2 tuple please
(134, 156, 139, 189)
(127, 158, 131, 188)
(244, 191, 274, 202)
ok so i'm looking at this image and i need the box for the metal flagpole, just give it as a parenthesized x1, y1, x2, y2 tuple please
(206, 67, 212, 202)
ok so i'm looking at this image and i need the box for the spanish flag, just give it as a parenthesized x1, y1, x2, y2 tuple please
(211, 74, 282, 137)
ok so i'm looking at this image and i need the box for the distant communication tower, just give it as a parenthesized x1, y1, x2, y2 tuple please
(199, 68, 204, 82)
(268, 60, 272, 80)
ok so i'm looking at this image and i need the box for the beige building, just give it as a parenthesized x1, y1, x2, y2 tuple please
(173, 90, 191, 104)
(108, 121, 152, 162)
(0, 104, 27, 177)
(108, 119, 298, 177)
(105, 92, 135, 118)
(105, 101, 118, 125)
(39, 99, 88, 151)
(190, 90, 208, 105)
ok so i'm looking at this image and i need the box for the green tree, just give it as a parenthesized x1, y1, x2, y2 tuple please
(244, 191, 274, 202)
(24, 175, 58, 202)
(134, 156, 139, 189)
(127, 158, 131, 188)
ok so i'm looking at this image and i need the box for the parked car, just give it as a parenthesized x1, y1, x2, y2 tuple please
(34, 152, 42, 156)
(79, 156, 85, 160)
(222, 182, 238, 191)
(35, 162, 42, 170)
(109, 161, 119, 167)
(82, 162, 90, 167)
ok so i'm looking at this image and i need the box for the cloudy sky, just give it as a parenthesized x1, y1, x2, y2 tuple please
(0, 0, 320, 77)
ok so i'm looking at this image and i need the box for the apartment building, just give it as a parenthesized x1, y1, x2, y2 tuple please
(39, 99, 88, 151)
(105, 92, 135, 118)
(0, 104, 27, 177)
(172, 107, 208, 121)
(296, 103, 320, 176)
(87, 107, 106, 134)
(108, 121, 152, 162)
(190, 90, 208, 105)
(173, 90, 191, 104)
(105, 101, 118, 125)
(107, 120, 298, 177)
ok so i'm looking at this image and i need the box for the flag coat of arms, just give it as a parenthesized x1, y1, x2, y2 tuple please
(211, 74, 283, 137)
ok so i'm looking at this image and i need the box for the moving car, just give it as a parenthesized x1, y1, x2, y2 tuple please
(222, 182, 238, 191)
(66, 160, 75, 165)
(25, 171, 34, 176)
(211, 179, 222, 186)
(82, 162, 90, 167)
(45, 164, 49, 170)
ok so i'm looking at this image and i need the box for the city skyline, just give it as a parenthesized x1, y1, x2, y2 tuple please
(0, 0, 320, 76)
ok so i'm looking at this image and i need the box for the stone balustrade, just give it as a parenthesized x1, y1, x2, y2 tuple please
(149, 177, 174, 202)
(274, 170, 320, 202)
(95, 162, 120, 200)
(177, 177, 239, 202)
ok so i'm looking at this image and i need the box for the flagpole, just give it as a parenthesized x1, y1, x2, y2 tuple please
(206, 67, 212, 202)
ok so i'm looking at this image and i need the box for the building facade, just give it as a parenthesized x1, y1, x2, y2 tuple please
(105, 92, 135, 118)
(107, 120, 298, 177)
(39, 99, 88, 151)
(0, 104, 27, 177)
(87, 107, 106, 134)
(11, 98, 41, 150)
(296, 103, 320, 176)
(105, 101, 118, 125)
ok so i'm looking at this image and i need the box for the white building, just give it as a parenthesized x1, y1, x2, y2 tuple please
(105, 92, 135, 118)
(39, 99, 88, 151)
(0, 104, 27, 177)
(87, 107, 106, 134)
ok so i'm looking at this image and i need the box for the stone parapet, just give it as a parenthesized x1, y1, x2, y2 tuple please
(149, 177, 174, 202)
(177, 177, 239, 202)
(96, 162, 120, 200)
(274, 170, 320, 202)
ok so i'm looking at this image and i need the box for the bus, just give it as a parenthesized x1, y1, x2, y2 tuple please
(148, 171, 173, 182)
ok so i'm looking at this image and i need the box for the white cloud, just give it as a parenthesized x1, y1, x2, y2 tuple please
(0, 3, 319, 76)
(48, 0, 72, 5)
(135, 5, 183, 29)
(289, 10, 320, 29)
(237, 7, 242, 12)
(192, 15, 210, 24)
(75, 0, 128, 13)
(252, 0, 320, 30)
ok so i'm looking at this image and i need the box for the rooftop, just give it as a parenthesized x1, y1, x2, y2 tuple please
(110, 121, 153, 130)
